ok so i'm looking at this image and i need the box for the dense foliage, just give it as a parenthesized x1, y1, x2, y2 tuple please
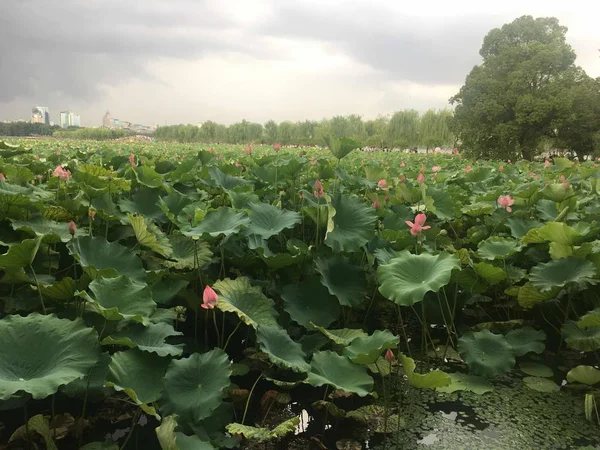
(0, 138, 599, 449)
(0, 121, 60, 137)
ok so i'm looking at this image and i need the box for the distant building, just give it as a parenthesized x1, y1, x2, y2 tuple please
(102, 111, 113, 128)
(121, 121, 132, 129)
(60, 111, 81, 128)
(113, 118, 121, 128)
(31, 106, 50, 125)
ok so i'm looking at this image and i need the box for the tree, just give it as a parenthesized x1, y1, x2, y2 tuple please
(264, 120, 278, 144)
(419, 109, 453, 150)
(387, 110, 419, 149)
(450, 16, 577, 160)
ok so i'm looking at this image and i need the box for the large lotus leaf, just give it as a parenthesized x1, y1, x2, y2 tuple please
(226, 416, 299, 442)
(567, 366, 600, 385)
(106, 349, 169, 416)
(458, 329, 515, 377)
(436, 372, 493, 395)
(156, 415, 215, 450)
(78, 276, 157, 324)
(306, 351, 373, 397)
(519, 361, 553, 378)
(529, 258, 597, 292)
(102, 322, 183, 357)
(163, 235, 212, 270)
(378, 251, 460, 306)
(149, 277, 189, 305)
(562, 322, 600, 351)
(541, 183, 574, 203)
(134, 166, 164, 188)
(281, 277, 340, 328)
(61, 353, 112, 399)
(523, 377, 560, 393)
(0, 236, 41, 269)
(245, 203, 301, 239)
(324, 194, 376, 253)
(214, 277, 278, 329)
(119, 187, 166, 223)
(68, 236, 146, 281)
(473, 262, 506, 285)
(128, 214, 172, 257)
(209, 166, 250, 190)
(399, 353, 451, 389)
(506, 218, 542, 239)
(517, 283, 559, 309)
(256, 326, 310, 373)
(578, 308, 600, 328)
(505, 326, 546, 356)
(315, 255, 367, 307)
(424, 187, 456, 220)
(312, 325, 368, 346)
(161, 349, 232, 424)
(477, 237, 521, 260)
(345, 405, 404, 433)
(183, 208, 250, 238)
(0, 313, 100, 400)
(343, 330, 400, 365)
(328, 136, 359, 160)
(11, 217, 84, 243)
(523, 222, 583, 246)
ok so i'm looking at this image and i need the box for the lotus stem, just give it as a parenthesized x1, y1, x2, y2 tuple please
(78, 368, 93, 447)
(223, 321, 242, 352)
(381, 370, 389, 449)
(242, 373, 263, 425)
(29, 265, 46, 314)
(119, 408, 141, 450)
(212, 309, 221, 349)
(396, 305, 411, 358)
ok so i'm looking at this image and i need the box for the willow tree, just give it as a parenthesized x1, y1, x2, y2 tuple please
(386, 110, 419, 149)
(419, 109, 454, 150)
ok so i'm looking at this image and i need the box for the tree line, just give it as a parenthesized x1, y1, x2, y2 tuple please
(0, 122, 60, 137)
(154, 109, 454, 149)
(53, 128, 133, 140)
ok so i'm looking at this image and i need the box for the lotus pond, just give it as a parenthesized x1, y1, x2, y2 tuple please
(0, 138, 599, 449)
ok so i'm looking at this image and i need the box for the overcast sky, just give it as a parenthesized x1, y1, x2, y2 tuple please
(1, 0, 598, 127)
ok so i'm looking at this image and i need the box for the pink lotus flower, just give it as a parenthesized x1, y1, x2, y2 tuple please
(235, 161, 241, 167)
(372, 198, 380, 209)
(544, 160, 551, 168)
(377, 179, 387, 190)
(400, 162, 406, 167)
(201, 286, 218, 310)
(405, 213, 431, 236)
(385, 349, 395, 362)
(0, 173, 5, 182)
(400, 176, 406, 184)
(274, 142, 281, 152)
(244, 145, 252, 155)
(129, 154, 136, 167)
(498, 165, 504, 172)
(465, 165, 472, 173)
(420, 164, 425, 172)
(432, 166, 441, 173)
(68, 220, 77, 236)
(497, 195, 515, 212)
(314, 179, 324, 198)
(417, 173, 425, 184)
(52, 165, 71, 180)
(560, 175, 570, 188)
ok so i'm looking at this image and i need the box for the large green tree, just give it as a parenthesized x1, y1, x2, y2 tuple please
(451, 16, 577, 160)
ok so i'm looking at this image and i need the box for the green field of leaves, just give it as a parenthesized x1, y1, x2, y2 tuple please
(0, 138, 599, 449)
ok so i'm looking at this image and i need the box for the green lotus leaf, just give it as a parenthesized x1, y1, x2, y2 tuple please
(473, 262, 506, 285)
(228, 190, 260, 209)
(80, 442, 119, 450)
(256, 325, 310, 373)
(102, 322, 183, 357)
(462, 203, 494, 217)
(119, 187, 166, 222)
(133, 165, 164, 188)
(226, 416, 299, 442)
(505, 327, 546, 356)
(327, 136, 359, 160)
(10, 414, 57, 450)
(519, 362, 553, 378)
(259, 251, 302, 269)
(149, 277, 189, 305)
(378, 251, 460, 306)
(311, 325, 368, 346)
(281, 277, 340, 328)
(541, 183, 574, 203)
(523, 376, 560, 393)
(436, 372, 493, 394)
(61, 353, 112, 399)
(128, 214, 172, 257)
(524, 222, 582, 246)
(11, 217, 84, 243)
(214, 277, 278, 329)
(567, 365, 600, 385)
(529, 258, 597, 292)
(458, 329, 515, 377)
(506, 218, 542, 239)
(306, 351, 373, 397)
(38, 277, 77, 301)
(477, 237, 521, 260)
(346, 405, 404, 433)
(183, 207, 250, 238)
(161, 349, 232, 424)
(399, 353, 451, 389)
(78, 276, 156, 324)
(324, 194, 376, 253)
(424, 187, 456, 220)
(578, 308, 600, 328)
(312, 400, 347, 418)
(0, 236, 41, 269)
(0, 313, 100, 400)
(245, 203, 301, 239)
(315, 255, 367, 307)
(209, 166, 250, 190)
(562, 322, 600, 351)
(343, 330, 400, 365)
(162, 235, 212, 270)
(68, 236, 146, 281)
(517, 282, 560, 309)
(106, 349, 169, 416)
(156, 415, 216, 450)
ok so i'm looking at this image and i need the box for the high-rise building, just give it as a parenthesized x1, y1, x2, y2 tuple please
(113, 118, 121, 128)
(31, 106, 50, 125)
(102, 111, 113, 128)
(60, 111, 81, 128)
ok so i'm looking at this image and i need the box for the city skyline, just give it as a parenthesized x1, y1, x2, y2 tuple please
(1, 1, 600, 126)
